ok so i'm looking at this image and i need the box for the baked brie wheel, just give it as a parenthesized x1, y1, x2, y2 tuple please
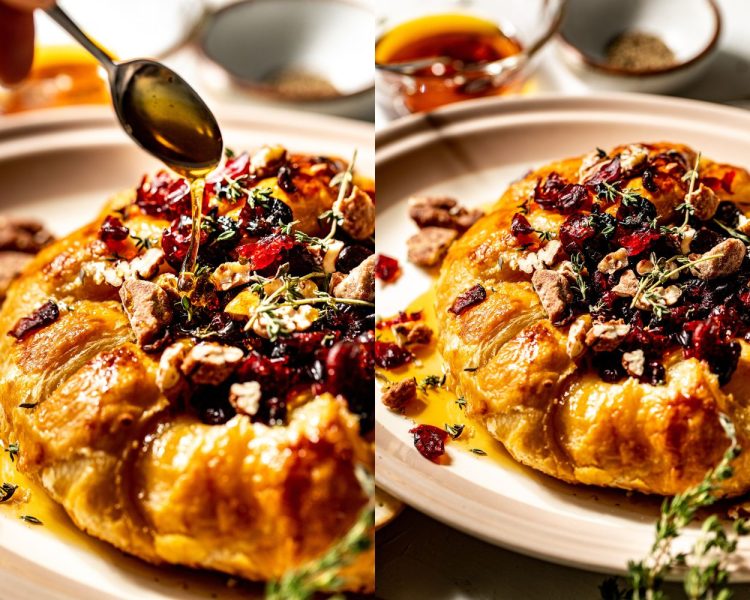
(436, 142, 750, 497)
(0, 148, 375, 592)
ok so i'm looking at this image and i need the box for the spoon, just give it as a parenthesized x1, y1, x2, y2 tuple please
(44, 3, 223, 178)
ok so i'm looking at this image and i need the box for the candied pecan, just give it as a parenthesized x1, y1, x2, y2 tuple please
(0, 216, 54, 253)
(685, 183, 719, 221)
(0, 251, 32, 301)
(407, 227, 457, 267)
(210, 261, 252, 291)
(449, 284, 486, 316)
(611, 269, 639, 297)
(567, 314, 592, 360)
(333, 185, 375, 240)
(381, 378, 417, 410)
(119, 280, 173, 346)
(597, 248, 629, 274)
(129, 248, 164, 280)
(690, 238, 746, 280)
(408, 196, 483, 232)
(531, 270, 572, 323)
(332, 254, 375, 302)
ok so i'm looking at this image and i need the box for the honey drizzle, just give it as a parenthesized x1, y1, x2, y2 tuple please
(178, 176, 206, 290)
(381, 287, 521, 469)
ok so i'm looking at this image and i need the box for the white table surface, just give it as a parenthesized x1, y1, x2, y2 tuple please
(376, 1, 750, 598)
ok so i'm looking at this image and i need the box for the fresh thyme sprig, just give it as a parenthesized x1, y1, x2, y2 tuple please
(597, 182, 647, 206)
(245, 264, 374, 341)
(0, 482, 18, 503)
(265, 466, 373, 600)
(321, 150, 357, 243)
(600, 413, 747, 600)
(713, 219, 750, 244)
(570, 252, 589, 301)
(445, 423, 465, 440)
(419, 374, 446, 392)
(630, 252, 722, 315)
(4, 442, 18, 463)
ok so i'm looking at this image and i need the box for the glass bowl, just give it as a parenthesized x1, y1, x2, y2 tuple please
(375, 0, 566, 117)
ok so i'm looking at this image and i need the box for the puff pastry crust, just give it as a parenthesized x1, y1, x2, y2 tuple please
(0, 151, 374, 592)
(436, 142, 750, 496)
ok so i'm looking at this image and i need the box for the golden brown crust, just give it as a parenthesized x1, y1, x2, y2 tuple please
(0, 167, 374, 591)
(436, 142, 750, 496)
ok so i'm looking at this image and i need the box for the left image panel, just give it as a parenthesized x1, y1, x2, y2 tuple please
(0, 0, 375, 598)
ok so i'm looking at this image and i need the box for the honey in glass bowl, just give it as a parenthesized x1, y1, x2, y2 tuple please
(375, 14, 523, 114)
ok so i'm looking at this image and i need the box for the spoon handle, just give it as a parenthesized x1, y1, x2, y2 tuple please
(44, 3, 117, 74)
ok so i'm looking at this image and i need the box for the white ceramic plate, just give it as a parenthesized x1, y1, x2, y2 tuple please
(0, 105, 373, 600)
(375, 93, 750, 578)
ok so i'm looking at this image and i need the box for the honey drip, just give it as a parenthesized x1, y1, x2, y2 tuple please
(381, 287, 521, 468)
(178, 177, 206, 291)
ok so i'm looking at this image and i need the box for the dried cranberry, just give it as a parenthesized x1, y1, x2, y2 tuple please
(277, 164, 297, 193)
(584, 156, 621, 186)
(190, 383, 236, 425)
(136, 171, 191, 218)
(374, 341, 413, 369)
(336, 245, 373, 274)
(592, 351, 626, 383)
(690, 227, 723, 254)
(448, 284, 486, 316)
(616, 195, 657, 228)
(409, 424, 449, 462)
(534, 172, 590, 213)
(99, 215, 129, 244)
(162, 215, 206, 269)
(239, 192, 293, 234)
(587, 207, 617, 239)
(559, 213, 596, 255)
(9, 300, 60, 340)
(684, 308, 742, 384)
(614, 228, 660, 256)
(236, 234, 295, 272)
(326, 333, 375, 432)
(510, 213, 534, 237)
(376, 311, 423, 330)
(714, 201, 743, 228)
(375, 254, 401, 282)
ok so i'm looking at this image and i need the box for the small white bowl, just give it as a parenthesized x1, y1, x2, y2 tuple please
(558, 0, 721, 94)
(198, 0, 374, 110)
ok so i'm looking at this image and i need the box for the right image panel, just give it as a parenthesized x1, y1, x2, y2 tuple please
(374, 0, 750, 598)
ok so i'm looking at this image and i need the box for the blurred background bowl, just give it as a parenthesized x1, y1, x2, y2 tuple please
(198, 0, 374, 117)
(559, 0, 721, 93)
(375, 0, 566, 117)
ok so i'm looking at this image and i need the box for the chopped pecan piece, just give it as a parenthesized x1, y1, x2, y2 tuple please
(622, 349, 645, 378)
(537, 240, 565, 267)
(597, 248, 629, 274)
(229, 381, 262, 416)
(332, 254, 375, 302)
(618, 144, 649, 174)
(612, 269, 639, 297)
(381, 378, 417, 410)
(130, 248, 164, 279)
(690, 238, 746, 280)
(531, 270, 572, 323)
(119, 279, 173, 346)
(0, 216, 53, 253)
(685, 183, 719, 221)
(585, 320, 631, 352)
(210, 261, 252, 291)
(408, 196, 483, 231)
(180, 342, 244, 385)
(566, 314, 592, 360)
(394, 321, 433, 346)
(407, 227, 457, 267)
(156, 339, 193, 400)
(333, 185, 375, 240)
(0, 251, 32, 301)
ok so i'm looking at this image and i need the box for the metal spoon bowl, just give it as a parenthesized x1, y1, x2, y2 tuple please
(45, 3, 223, 178)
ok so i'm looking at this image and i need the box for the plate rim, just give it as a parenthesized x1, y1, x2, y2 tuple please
(374, 92, 750, 577)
